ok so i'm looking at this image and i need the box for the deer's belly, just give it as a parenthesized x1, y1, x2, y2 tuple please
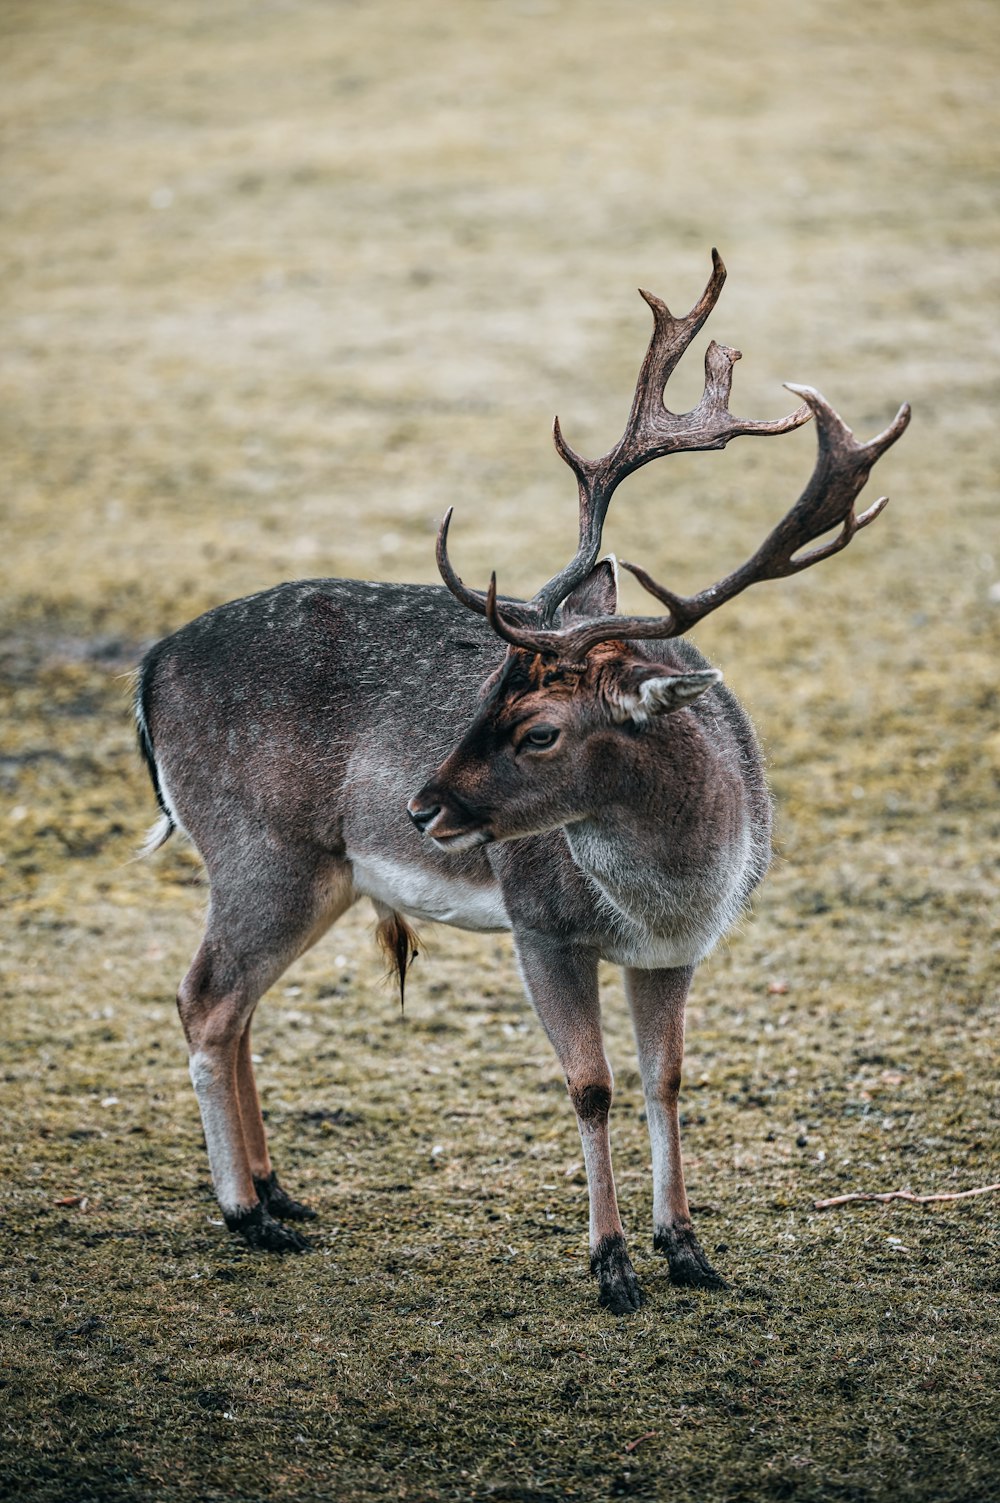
(348, 850, 510, 933)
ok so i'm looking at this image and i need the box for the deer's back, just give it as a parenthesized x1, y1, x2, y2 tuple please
(140, 579, 504, 846)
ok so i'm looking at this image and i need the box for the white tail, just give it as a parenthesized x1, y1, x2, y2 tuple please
(137, 253, 909, 1312)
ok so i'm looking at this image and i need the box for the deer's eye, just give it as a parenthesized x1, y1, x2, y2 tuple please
(520, 724, 560, 751)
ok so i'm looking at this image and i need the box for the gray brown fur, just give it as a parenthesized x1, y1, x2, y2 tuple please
(135, 255, 907, 1313)
(136, 572, 764, 1303)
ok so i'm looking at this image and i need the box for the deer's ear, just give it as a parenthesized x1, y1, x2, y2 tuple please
(611, 665, 722, 722)
(560, 557, 618, 624)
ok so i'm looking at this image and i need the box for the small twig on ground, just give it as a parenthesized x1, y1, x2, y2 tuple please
(624, 1431, 658, 1454)
(813, 1183, 1000, 1211)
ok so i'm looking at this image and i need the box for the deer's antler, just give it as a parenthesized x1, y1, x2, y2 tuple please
(437, 250, 811, 626)
(437, 253, 910, 659)
(474, 386, 911, 661)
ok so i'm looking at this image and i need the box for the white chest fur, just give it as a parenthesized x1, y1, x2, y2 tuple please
(348, 850, 510, 933)
(568, 819, 757, 970)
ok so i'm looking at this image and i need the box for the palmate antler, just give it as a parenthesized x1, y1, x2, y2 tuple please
(437, 252, 911, 656)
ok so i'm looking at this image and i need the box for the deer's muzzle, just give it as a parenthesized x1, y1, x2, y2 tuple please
(406, 786, 492, 849)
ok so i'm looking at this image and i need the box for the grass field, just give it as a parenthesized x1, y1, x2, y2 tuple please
(1, 2, 998, 1499)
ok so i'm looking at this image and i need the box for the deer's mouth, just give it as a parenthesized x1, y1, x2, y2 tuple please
(431, 826, 494, 852)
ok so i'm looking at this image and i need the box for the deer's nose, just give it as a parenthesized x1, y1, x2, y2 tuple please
(407, 797, 442, 834)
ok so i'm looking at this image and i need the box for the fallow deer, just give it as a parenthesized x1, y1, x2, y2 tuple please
(135, 252, 909, 1313)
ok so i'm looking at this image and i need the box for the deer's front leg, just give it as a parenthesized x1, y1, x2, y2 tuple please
(515, 933, 642, 1315)
(625, 964, 725, 1289)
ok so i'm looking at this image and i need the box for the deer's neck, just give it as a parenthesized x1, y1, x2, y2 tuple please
(564, 804, 712, 913)
(562, 764, 758, 968)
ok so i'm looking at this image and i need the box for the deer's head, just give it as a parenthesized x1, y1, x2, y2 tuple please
(408, 560, 721, 849)
(408, 252, 909, 851)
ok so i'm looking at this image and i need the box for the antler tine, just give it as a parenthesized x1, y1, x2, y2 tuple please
(479, 389, 910, 662)
(532, 250, 810, 622)
(436, 507, 488, 616)
(437, 507, 542, 628)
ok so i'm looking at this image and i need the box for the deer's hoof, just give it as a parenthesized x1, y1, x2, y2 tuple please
(654, 1223, 728, 1289)
(225, 1202, 312, 1254)
(254, 1172, 318, 1223)
(591, 1233, 645, 1315)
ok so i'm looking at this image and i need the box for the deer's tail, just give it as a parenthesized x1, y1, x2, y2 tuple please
(133, 657, 176, 856)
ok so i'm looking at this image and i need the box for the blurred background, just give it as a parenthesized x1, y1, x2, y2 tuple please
(1, 3, 997, 1500)
(4, 0, 994, 633)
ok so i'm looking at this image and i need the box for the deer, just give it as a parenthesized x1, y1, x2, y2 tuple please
(134, 251, 909, 1313)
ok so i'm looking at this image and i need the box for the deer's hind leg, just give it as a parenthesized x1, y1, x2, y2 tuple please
(235, 1025, 315, 1223)
(625, 964, 726, 1289)
(177, 850, 354, 1252)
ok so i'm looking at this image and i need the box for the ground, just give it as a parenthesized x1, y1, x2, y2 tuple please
(1, 2, 998, 1500)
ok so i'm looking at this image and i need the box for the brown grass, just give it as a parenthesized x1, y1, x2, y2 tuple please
(1, 2, 998, 1499)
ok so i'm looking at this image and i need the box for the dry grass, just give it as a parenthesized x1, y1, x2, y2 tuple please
(1, 2, 998, 1499)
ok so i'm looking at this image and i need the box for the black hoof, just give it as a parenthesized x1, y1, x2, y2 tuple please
(225, 1202, 312, 1254)
(654, 1224, 728, 1289)
(254, 1172, 318, 1223)
(591, 1233, 645, 1315)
